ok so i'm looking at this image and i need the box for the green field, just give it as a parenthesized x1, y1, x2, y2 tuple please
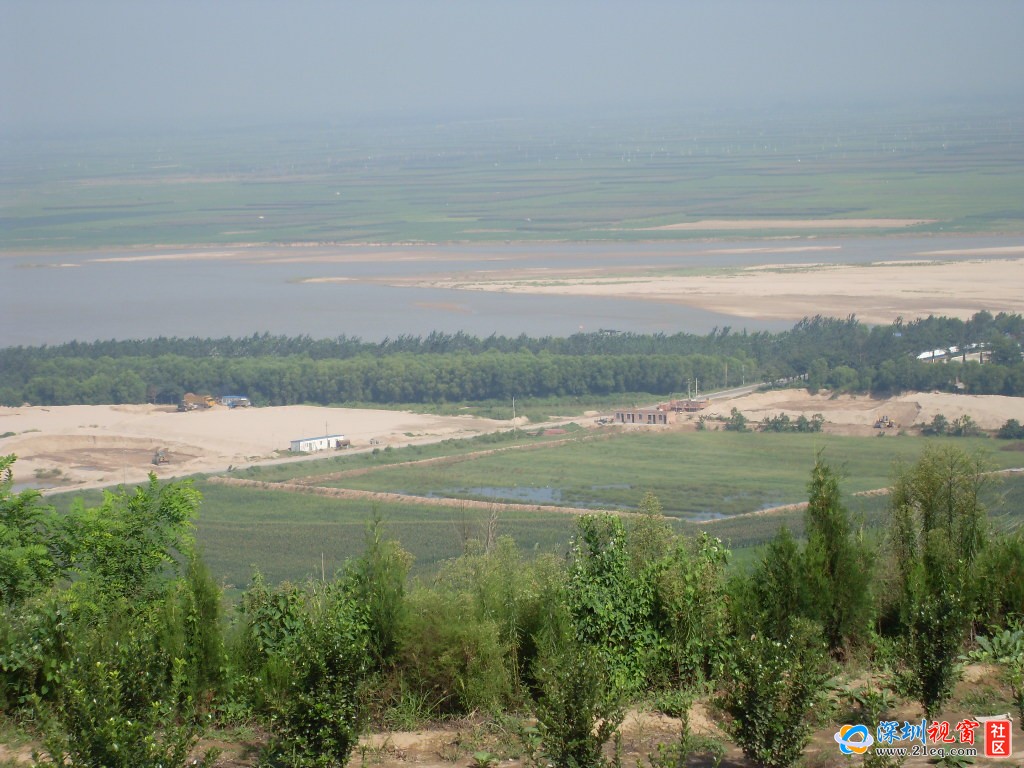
(194, 432, 1024, 588)
(4, 106, 1023, 251)
(281, 432, 1019, 518)
(46, 432, 1024, 591)
(191, 482, 578, 591)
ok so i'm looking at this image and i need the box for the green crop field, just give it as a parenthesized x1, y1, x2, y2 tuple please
(191, 432, 1024, 588)
(297, 432, 1020, 518)
(190, 482, 578, 591)
(4, 106, 1023, 251)
(45, 434, 1024, 590)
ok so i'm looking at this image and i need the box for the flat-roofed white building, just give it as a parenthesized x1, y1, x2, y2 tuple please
(289, 434, 349, 452)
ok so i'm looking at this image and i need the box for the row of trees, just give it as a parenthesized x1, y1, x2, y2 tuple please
(2, 445, 1022, 766)
(1, 312, 1022, 407)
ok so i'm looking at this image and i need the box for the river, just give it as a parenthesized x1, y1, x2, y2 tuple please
(2, 234, 1020, 346)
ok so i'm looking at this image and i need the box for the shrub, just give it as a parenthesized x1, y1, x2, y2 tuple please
(997, 418, 1024, 439)
(973, 532, 1024, 626)
(651, 533, 730, 687)
(396, 587, 512, 715)
(735, 526, 810, 641)
(345, 513, 412, 668)
(803, 458, 873, 656)
(532, 611, 624, 768)
(721, 619, 830, 768)
(433, 536, 564, 697)
(0, 597, 70, 711)
(724, 408, 749, 432)
(35, 611, 217, 768)
(921, 414, 948, 436)
(157, 554, 225, 702)
(269, 582, 369, 768)
(889, 445, 987, 716)
(567, 514, 656, 692)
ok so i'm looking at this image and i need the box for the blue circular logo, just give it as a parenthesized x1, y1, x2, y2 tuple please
(834, 724, 875, 755)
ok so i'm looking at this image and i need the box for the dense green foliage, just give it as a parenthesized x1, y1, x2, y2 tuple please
(803, 459, 874, 655)
(3, 444, 1024, 767)
(2, 312, 1022, 406)
(0, 460, 221, 766)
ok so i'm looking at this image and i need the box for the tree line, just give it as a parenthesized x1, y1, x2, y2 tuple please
(1, 446, 1022, 766)
(1, 312, 1021, 407)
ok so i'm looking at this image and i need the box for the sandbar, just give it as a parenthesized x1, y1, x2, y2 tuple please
(406, 257, 1024, 325)
(644, 218, 936, 231)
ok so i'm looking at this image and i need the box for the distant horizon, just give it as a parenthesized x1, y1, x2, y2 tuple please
(3, 95, 1022, 143)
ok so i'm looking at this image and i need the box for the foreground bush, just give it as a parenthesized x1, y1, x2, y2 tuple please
(721, 619, 830, 768)
(532, 613, 624, 768)
(269, 582, 369, 768)
(396, 587, 512, 716)
(35, 612, 217, 768)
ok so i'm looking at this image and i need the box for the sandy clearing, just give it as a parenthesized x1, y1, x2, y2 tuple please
(0, 404, 509, 493)
(644, 218, 936, 231)
(709, 389, 1024, 433)
(412, 257, 1024, 325)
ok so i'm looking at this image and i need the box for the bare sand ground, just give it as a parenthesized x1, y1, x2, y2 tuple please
(411, 257, 1024, 325)
(710, 388, 1024, 436)
(643, 217, 936, 231)
(0, 404, 509, 494)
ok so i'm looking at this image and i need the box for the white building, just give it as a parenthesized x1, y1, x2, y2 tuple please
(289, 434, 349, 453)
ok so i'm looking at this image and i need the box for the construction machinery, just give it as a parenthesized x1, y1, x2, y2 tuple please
(179, 393, 218, 411)
(874, 415, 898, 429)
(152, 449, 169, 465)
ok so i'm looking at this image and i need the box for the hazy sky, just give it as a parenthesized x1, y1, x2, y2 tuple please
(3, 0, 1023, 134)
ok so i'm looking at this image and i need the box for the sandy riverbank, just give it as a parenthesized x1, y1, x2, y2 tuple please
(643, 218, 936, 231)
(406, 257, 1024, 325)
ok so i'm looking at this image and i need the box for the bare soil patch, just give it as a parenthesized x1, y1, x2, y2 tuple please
(0, 404, 509, 493)
(712, 388, 1024, 433)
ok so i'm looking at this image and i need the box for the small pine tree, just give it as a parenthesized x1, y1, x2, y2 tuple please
(804, 458, 873, 656)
